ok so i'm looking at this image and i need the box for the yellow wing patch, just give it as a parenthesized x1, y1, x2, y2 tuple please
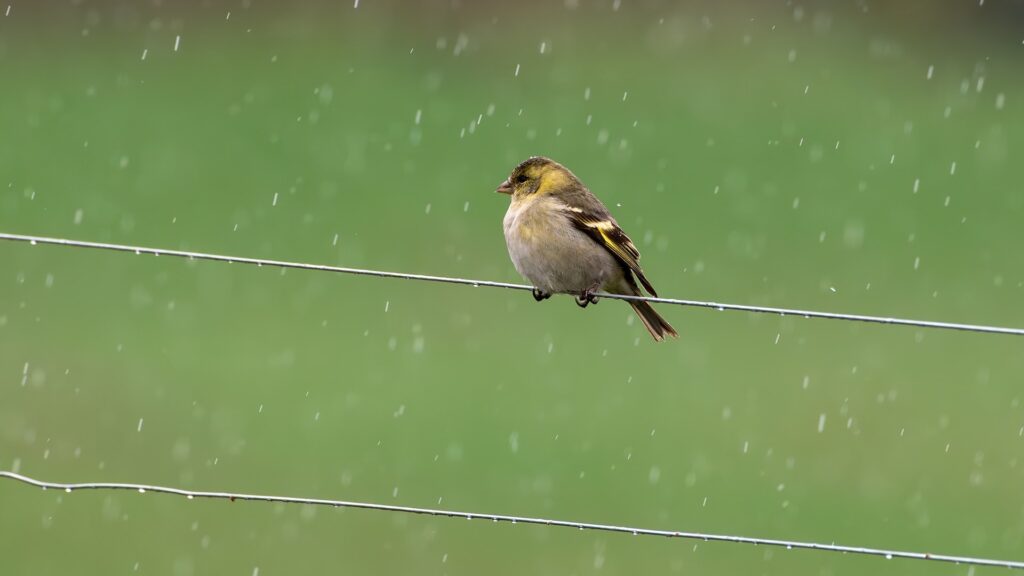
(567, 210, 657, 296)
(596, 225, 640, 266)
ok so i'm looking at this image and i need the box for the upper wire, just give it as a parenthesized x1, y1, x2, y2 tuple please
(1, 471, 1021, 570)
(2, 231, 1022, 336)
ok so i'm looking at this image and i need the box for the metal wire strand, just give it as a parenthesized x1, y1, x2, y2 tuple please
(1, 471, 1021, 570)
(2, 231, 1022, 336)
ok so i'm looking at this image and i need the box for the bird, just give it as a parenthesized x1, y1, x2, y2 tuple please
(497, 156, 677, 341)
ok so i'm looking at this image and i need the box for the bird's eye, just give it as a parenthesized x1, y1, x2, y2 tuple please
(514, 174, 528, 184)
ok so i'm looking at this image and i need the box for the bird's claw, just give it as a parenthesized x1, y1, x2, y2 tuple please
(532, 288, 552, 302)
(575, 290, 599, 308)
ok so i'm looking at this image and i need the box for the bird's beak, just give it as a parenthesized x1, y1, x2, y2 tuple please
(496, 178, 513, 195)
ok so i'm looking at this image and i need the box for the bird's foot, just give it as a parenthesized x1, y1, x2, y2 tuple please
(532, 288, 552, 302)
(575, 289, 599, 308)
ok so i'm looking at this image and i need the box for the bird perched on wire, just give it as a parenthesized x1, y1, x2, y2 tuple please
(497, 156, 677, 341)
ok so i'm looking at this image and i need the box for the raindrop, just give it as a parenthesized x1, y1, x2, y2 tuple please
(138, 488, 146, 494)
(514, 63, 520, 77)
(926, 65, 934, 79)
(996, 93, 1006, 110)
(65, 487, 72, 493)
(647, 466, 662, 484)
(173, 35, 181, 52)
(141, 48, 148, 61)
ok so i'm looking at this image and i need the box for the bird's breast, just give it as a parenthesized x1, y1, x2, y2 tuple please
(502, 196, 620, 294)
(503, 196, 559, 245)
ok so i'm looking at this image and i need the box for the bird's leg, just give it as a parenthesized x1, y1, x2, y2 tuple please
(575, 286, 600, 308)
(532, 288, 552, 302)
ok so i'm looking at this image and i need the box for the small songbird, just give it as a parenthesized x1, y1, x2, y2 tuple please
(497, 156, 677, 341)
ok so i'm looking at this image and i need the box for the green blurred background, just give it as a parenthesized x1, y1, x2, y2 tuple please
(2, 1, 1023, 574)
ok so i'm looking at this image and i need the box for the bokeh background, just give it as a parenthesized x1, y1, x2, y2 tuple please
(2, 1, 1023, 574)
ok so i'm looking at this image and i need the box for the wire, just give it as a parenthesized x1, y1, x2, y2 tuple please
(2, 231, 1022, 336)
(1, 471, 1020, 570)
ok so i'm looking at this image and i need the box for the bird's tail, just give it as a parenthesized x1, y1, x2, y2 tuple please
(629, 300, 678, 342)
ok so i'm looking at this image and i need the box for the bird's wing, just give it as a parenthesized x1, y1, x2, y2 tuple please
(559, 202, 658, 297)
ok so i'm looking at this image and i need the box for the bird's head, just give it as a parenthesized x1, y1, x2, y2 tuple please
(496, 156, 577, 198)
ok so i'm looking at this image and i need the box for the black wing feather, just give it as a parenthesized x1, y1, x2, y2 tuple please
(560, 200, 658, 297)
